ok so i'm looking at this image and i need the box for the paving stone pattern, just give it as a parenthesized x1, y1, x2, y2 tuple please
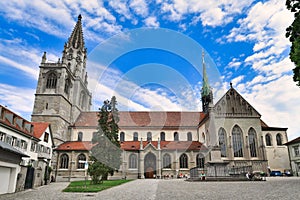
(1, 177, 299, 200)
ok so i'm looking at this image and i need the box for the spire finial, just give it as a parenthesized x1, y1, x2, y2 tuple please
(78, 14, 82, 21)
(230, 82, 233, 88)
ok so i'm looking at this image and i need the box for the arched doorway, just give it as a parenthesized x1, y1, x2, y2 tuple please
(144, 152, 156, 178)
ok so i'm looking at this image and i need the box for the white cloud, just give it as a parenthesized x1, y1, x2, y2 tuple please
(240, 75, 300, 140)
(160, 0, 254, 26)
(0, 83, 35, 120)
(129, 0, 149, 17)
(144, 16, 160, 28)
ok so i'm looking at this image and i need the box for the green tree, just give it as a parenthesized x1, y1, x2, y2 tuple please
(286, 0, 300, 86)
(88, 96, 121, 184)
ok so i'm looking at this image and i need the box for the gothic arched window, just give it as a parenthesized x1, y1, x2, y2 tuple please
(187, 132, 192, 141)
(232, 125, 243, 157)
(60, 154, 69, 169)
(129, 154, 137, 169)
(160, 132, 165, 141)
(46, 73, 57, 89)
(174, 132, 179, 141)
(120, 132, 125, 142)
(147, 132, 152, 142)
(163, 154, 171, 168)
(133, 132, 138, 141)
(276, 133, 283, 146)
(196, 153, 205, 168)
(265, 134, 272, 146)
(248, 128, 257, 157)
(64, 78, 71, 94)
(179, 153, 188, 168)
(218, 128, 227, 157)
(77, 132, 83, 141)
(77, 154, 86, 169)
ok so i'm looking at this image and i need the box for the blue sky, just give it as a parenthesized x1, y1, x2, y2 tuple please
(0, 0, 299, 139)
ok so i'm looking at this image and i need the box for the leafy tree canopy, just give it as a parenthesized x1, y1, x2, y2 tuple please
(88, 96, 121, 184)
(286, 0, 300, 86)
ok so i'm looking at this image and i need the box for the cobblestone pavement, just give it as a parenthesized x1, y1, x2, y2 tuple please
(1, 177, 300, 200)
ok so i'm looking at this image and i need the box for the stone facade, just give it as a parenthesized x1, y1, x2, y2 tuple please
(31, 16, 291, 181)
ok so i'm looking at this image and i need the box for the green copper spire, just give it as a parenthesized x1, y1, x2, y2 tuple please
(201, 50, 211, 97)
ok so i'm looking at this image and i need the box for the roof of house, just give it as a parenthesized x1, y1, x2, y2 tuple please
(0, 105, 38, 140)
(284, 137, 300, 145)
(55, 141, 95, 151)
(32, 122, 50, 139)
(73, 111, 206, 129)
(121, 141, 206, 151)
(55, 140, 206, 151)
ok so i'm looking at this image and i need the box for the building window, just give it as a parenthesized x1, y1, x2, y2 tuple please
(179, 153, 188, 168)
(248, 128, 257, 157)
(44, 132, 49, 142)
(163, 154, 171, 168)
(129, 154, 137, 169)
(30, 142, 36, 152)
(78, 132, 83, 141)
(187, 132, 192, 141)
(0, 132, 5, 141)
(120, 132, 125, 142)
(293, 146, 300, 157)
(46, 73, 57, 89)
(147, 132, 152, 142)
(160, 132, 165, 141)
(133, 132, 138, 141)
(64, 78, 71, 94)
(276, 133, 283, 146)
(232, 125, 243, 157)
(196, 154, 205, 168)
(265, 134, 272, 146)
(60, 154, 69, 169)
(218, 128, 227, 157)
(77, 154, 86, 169)
(174, 132, 179, 141)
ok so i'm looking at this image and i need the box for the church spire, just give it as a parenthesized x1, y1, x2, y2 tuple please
(201, 50, 213, 113)
(67, 14, 85, 49)
(201, 50, 210, 97)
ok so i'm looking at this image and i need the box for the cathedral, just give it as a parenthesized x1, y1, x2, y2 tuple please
(31, 15, 290, 181)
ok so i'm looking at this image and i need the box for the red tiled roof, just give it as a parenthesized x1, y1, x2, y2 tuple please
(55, 140, 206, 151)
(73, 111, 206, 128)
(260, 120, 268, 128)
(32, 122, 49, 139)
(284, 137, 300, 145)
(0, 105, 37, 139)
(121, 141, 205, 151)
(55, 141, 95, 151)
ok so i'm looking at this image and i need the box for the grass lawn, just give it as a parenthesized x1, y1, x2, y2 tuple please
(63, 179, 132, 193)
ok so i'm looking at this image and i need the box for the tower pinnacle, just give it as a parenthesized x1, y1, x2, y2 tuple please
(67, 14, 85, 49)
(201, 50, 213, 113)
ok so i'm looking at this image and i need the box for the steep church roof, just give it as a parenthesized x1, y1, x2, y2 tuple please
(214, 85, 261, 117)
(72, 111, 206, 129)
(67, 14, 85, 49)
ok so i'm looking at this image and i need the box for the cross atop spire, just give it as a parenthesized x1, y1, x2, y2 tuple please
(67, 14, 85, 49)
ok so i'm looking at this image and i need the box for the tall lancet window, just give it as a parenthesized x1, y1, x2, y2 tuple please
(218, 128, 227, 157)
(248, 128, 257, 157)
(64, 78, 71, 94)
(46, 73, 57, 89)
(232, 125, 243, 157)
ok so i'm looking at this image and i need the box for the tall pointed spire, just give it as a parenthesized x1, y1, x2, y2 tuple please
(201, 50, 213, 113)
(67, 14, 85, 49)
(201, 50, 211, 97)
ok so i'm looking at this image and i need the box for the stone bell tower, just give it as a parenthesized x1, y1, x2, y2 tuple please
(31, 15, 92, 145)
